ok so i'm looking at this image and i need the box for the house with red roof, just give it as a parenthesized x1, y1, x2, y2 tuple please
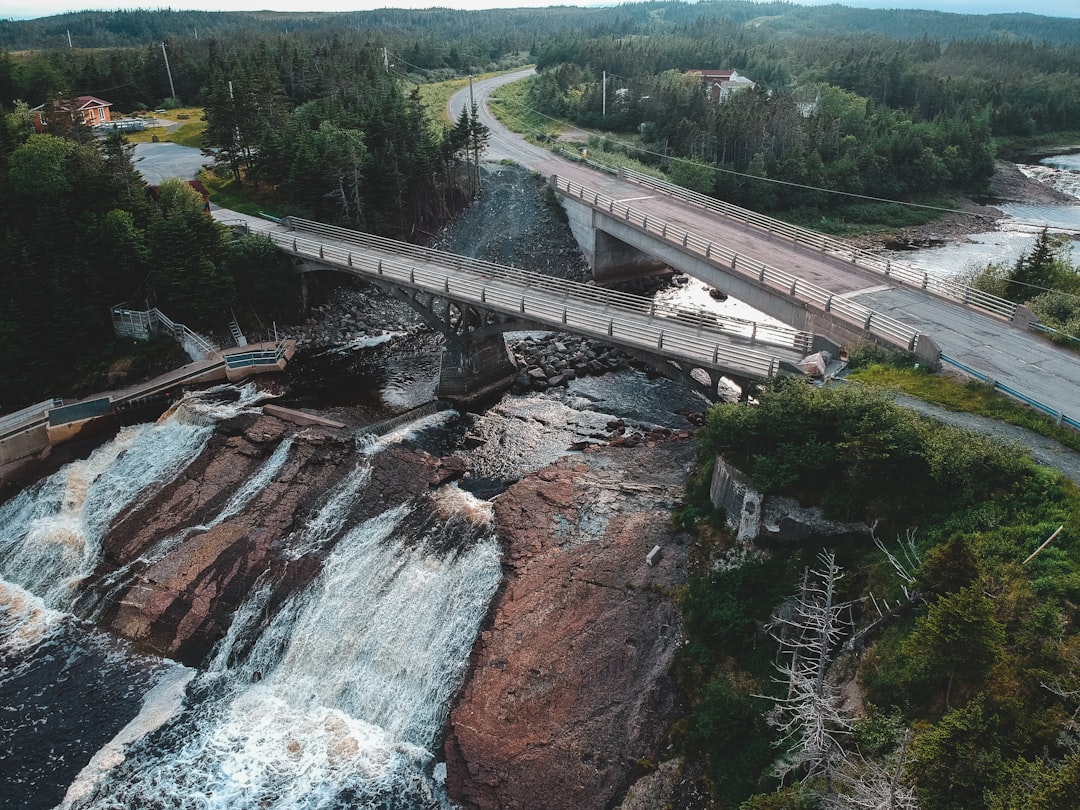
(687, 69, 756, 103)
(31, 95, 113, 133)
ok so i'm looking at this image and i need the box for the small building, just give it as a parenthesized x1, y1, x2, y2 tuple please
(32, 95, 113, 132)
(687, 69, 755, 103)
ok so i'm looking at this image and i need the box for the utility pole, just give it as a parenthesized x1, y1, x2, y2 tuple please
(383, 47, 389, 73)
(602, 70, 606, 117)
(161, 42, 176, 100)
(66, 30, 72, 48)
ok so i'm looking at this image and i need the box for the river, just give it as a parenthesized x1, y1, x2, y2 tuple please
(0, 341, 703, 809)
(894, 153, 1080, 280)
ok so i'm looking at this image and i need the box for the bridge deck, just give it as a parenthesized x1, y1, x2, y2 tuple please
(543, 168, 1079, 423)
(215, 212, 811, 382)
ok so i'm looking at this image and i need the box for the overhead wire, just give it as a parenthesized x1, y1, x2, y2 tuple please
(490, 89, 975, 217)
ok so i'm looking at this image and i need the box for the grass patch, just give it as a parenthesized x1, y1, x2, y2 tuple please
(121, 107, 206, 147)
(417, 67, 535, 131)
(199, 169, 284, 219)
(785, 198, 953, 237)
(417, 77, 472, 131)
(849, 362, 1080, 452)
(994, 130, 1080, 160)
(487, 76, 563, 139)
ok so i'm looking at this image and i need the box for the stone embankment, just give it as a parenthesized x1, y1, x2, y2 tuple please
(508, 333, 639, 393)
(445, 439, 697, 810)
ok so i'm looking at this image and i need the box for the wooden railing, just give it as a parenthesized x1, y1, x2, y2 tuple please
(618, 167, 1019, 321)
(549, 175, 924, 354)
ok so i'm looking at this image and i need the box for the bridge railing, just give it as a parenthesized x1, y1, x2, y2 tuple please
(282, 217, 814, 355)
(618, 167, 1019, 321)
(268, 221, 790, 380)
(549, 175, 922, 354)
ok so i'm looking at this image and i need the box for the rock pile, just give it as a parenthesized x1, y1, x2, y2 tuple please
(508, 333, 643, 393)
(288, 282, 424, 351)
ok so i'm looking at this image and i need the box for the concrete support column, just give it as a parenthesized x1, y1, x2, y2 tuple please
(437, 333, 519, 405)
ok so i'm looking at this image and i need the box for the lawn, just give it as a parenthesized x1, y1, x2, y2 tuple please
(121, 107, 207, 148)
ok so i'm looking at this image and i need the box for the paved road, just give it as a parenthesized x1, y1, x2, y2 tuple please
(450, 72, 1080, 422)
(132, 142, 209, 184)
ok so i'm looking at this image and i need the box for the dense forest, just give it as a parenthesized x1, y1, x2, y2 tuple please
(3, 3, 1080, 51)
(4, 2, 1078, 230)
(0, 14, 491, 409)
(524, 23, 1080, 222)
(0, 56, 485, 408)
(0, 110, 300, 407)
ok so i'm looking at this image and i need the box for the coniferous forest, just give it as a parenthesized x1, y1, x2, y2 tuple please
(2, 5, 1080, 809)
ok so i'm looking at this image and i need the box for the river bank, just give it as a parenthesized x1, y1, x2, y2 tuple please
(849, 158, 1077, 251)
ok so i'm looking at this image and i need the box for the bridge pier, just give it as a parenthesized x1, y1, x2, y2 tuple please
(560, 192, 669, 282)
(437, 333, 520, 406)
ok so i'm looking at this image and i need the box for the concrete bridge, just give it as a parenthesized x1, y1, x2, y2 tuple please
(553, 172, 940, 366)
(547, 167, 1080, 426)
(217, 212, 832, 402)
(456, 69, 1080, 428)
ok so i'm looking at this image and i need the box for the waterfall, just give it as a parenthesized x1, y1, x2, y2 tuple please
(3, 383, 505, 809)
(0, 420, 212, 610)
(63, 478, 502, 810)
(0, 384, 273, 612)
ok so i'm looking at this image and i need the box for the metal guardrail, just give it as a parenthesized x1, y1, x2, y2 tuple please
(1030, 322, 1080, 348)
(940, 354, 1079, 431)
(618, 167, 1020, 321)
(48, 397, 112, 427)
(0, 398, 63, 435)
(152, 308, 218, 360)
(112, 306, 218, 360)
(224, 346, 289, 369)
(549, 175, 923, 354)
(276, 217, 796, 380)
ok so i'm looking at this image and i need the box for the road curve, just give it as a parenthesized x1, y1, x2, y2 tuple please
(447, 73, 1080, 424)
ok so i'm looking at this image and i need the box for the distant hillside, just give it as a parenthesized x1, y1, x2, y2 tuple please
(2, 3, 1079, 51)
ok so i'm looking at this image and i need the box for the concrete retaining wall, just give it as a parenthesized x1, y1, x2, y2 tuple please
(710, 455, 870, 545)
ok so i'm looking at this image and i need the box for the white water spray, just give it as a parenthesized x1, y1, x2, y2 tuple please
(67, 488, 503, 809)
(0, 385, 276, 612)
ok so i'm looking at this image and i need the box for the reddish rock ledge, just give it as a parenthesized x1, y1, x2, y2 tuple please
(88, 412, 466, 666)
(445, 440, 695, 810)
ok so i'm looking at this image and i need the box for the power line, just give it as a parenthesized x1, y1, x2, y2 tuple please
(491, 92, 975, 217)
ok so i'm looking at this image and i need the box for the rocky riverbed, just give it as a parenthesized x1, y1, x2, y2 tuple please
(445, 439, 697, 810)
(850, 158, 1078, 251)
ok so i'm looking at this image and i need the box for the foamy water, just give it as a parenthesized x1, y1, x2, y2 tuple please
(64, 490, 502, 809)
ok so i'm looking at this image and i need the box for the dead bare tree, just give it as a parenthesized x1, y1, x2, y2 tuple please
(762, 550, 854, 784)
(824, 732, 921, 810)
(845, 528, 924, 655)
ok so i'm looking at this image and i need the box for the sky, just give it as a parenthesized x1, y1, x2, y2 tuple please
(4, 0, 1080, 20)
